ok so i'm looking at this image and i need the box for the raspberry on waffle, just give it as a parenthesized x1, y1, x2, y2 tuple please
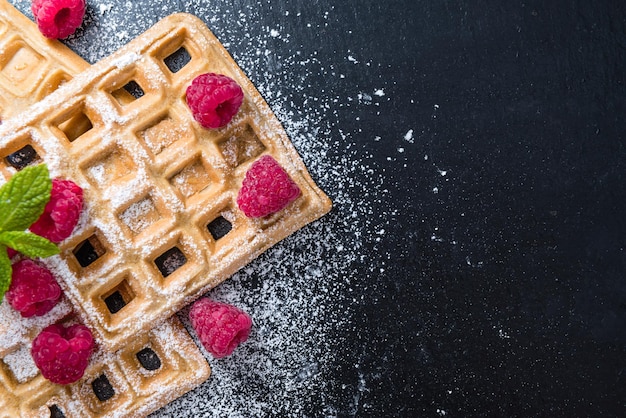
(0, 12, 332, 353)
(0, 1, 210, 416)
(29, 178, 84, 243)
(237, 155, 302, 218)
(31, 0, 86, 39)
(5, 259, 62, 318)
(186, 73, 244, 129)
(0, 314, 210, 418)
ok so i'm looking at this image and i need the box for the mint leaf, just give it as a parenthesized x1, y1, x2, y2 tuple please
(0, 231, 59, 258)
(0, 245, 10, 301)
(0, 164, 51, 232)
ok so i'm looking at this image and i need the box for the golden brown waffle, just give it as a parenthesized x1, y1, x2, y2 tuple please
(0, 0, 89, 121)
(0, 296, 73, 359)
(0, 13, 332, 352)
(0, 1, 210, 416)
(0, 315, 210, 418)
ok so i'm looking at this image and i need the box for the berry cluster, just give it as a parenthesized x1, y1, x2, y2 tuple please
(6, 178, 83, 318)
(1, 171, 91, 384)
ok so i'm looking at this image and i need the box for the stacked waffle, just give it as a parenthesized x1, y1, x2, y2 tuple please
(0, 1, 331, 416)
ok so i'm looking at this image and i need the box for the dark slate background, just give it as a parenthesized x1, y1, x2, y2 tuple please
(10, 0, 626, 416)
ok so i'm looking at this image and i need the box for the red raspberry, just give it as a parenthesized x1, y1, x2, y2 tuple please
(189, 299, 252, 358)
(31, 323, 94, 384)
(29, 178, 83, 243)
(5, 259, 62, 317)
(31, 0, 85, 39)
(185, 73, 244, 129)
(236, 155, 301, 218)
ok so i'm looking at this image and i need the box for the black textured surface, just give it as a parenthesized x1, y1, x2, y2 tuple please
(8, 0, 625, 416)
(5, 144, 38, 170)
(326, 1, 626, 416)
(48, 404, 66, 418)
(73, 239, 98, 267)
(154, 247, 187, 277)
(207, 216, 233, 241)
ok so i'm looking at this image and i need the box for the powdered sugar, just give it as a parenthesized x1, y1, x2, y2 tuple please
(5, 0, 382, 416)
(111, 51, 140, 69)
(3, 343, 38, 383)
(0, 296, 73, 356)
(119, 196, 157, 233)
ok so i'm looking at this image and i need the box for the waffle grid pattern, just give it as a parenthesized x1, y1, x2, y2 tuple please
(0, 316, 210, 418)
(0, 1, 211, 416)
(0, 13, 331, 351)
(0, 3, 87, 122)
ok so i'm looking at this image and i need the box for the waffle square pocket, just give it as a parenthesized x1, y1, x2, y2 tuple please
(0, 11, 332, 352)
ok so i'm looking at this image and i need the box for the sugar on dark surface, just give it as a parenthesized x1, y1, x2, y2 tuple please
(6, 0, 625, 416)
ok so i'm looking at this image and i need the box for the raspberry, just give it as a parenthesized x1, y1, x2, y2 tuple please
(185, 73, 244, 129)
(31, 323, 94, 384)
(236, 155, 301, 218)
(189, 299, 252, 358)
(29, 178, 83, 243)
(5, 259, 62, 317)
(31, 0, 85, 39)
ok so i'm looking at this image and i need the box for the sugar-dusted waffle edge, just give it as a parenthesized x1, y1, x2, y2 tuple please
(0, 315, 210, 418)
(0, 12, 332, 352)
(0, 3, 213, 416)
(0, 0, 89, 121)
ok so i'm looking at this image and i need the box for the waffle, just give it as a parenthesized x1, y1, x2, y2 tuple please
(0, 0, 89, 121)
(0, 313, 210, 418)
(0, 1, 210, 416)
(0, 12, 332, 352)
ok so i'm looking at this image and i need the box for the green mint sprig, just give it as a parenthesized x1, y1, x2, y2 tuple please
(0, 164, 59, 300)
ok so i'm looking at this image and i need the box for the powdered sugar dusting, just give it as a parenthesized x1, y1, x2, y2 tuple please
(111, 51, 141, 68)
(3, 344, 38, 383)
(120, 196, 156, 233)
(0, 296, 72, 355)
(6, 0, 383, 416)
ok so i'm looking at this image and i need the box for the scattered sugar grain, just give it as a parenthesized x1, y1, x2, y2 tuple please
(99, 3, 112, 15)
(111, 52, 141, 69)
(5, 0, 389, 415)
(4, 345, 38, 383)
(120, 197, 156, 233)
